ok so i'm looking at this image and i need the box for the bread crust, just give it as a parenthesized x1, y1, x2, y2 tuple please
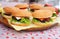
(32, 10, 53, 18)
(15, 4, 28, 8)
(12, 10, 32, 17)
(3, 7, 12, 13)
(11, 22, 30, 26)
(25, 23, 58, 31)
(3, 7, 32, 17)
(30, 3, 43, 10)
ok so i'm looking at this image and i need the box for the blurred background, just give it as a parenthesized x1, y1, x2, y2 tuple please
(0, 0, 59, 8)
(0, 0, 59, 4)
(0, 0, 59, 5)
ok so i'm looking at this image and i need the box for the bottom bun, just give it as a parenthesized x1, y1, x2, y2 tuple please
(0, 15, 12, 28)
(0, 15, 58, 31)
(33, 22, 54, 27)
(26, 22, 58, 31)
(11, 22, 30, 26)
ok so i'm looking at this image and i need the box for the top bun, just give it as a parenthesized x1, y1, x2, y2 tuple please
(41, 7, 55, 12)
(3, 7, 12, 13)
(11, 8, 32, 17)
(4, 7, 21, 14)
(30, 3, 43, 10)
(3, 7, 32, 17)
(32, 10, 53, 18)
(15, 4, 28, 9)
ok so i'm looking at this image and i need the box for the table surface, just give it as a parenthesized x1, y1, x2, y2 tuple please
(0, 2, 60, 39)
(0, 24, 60, 39)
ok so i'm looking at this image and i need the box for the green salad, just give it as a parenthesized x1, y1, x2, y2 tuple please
(11, 17, 31, 24)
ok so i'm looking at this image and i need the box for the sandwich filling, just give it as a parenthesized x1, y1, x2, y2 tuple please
(33, 12, 57, 23)
(11, 16, 31, 26)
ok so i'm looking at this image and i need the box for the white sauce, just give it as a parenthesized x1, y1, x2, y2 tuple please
(16, 17, 21, 20)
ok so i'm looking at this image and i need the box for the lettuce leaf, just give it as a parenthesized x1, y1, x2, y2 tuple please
(52, 13, 57, 17)
(49, 18, 53, 22)
(20, 18, 31, 24)
(33, 18, 53, 23)
(11, 17, 31, 24)
(33, 18, 39, 22)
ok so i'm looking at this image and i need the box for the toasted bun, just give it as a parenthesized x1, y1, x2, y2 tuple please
(3, 7, 21, 16)
(15, 4, 28, 8)
(28, 20, 57, 31)
(3, 7, 32, 17)
(41, 7, 55, 12)
(32, 10, 53, 18)
(12, 10, 32, 17)
(3, 7, 12, 14)
(3, 7, 21, 14)
(30, 3, 43, 10)
(11, 22, 30, 26)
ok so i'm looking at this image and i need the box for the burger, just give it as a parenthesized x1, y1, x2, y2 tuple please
(15, 3, 28, 10)
(32, 10, 57, 26)
(3, 7, 32, 26)
(11, 10, 32, 26)
(30, 3, 43, 12)
(41, 7, 57, 18)
(0, 4, 58, 31)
